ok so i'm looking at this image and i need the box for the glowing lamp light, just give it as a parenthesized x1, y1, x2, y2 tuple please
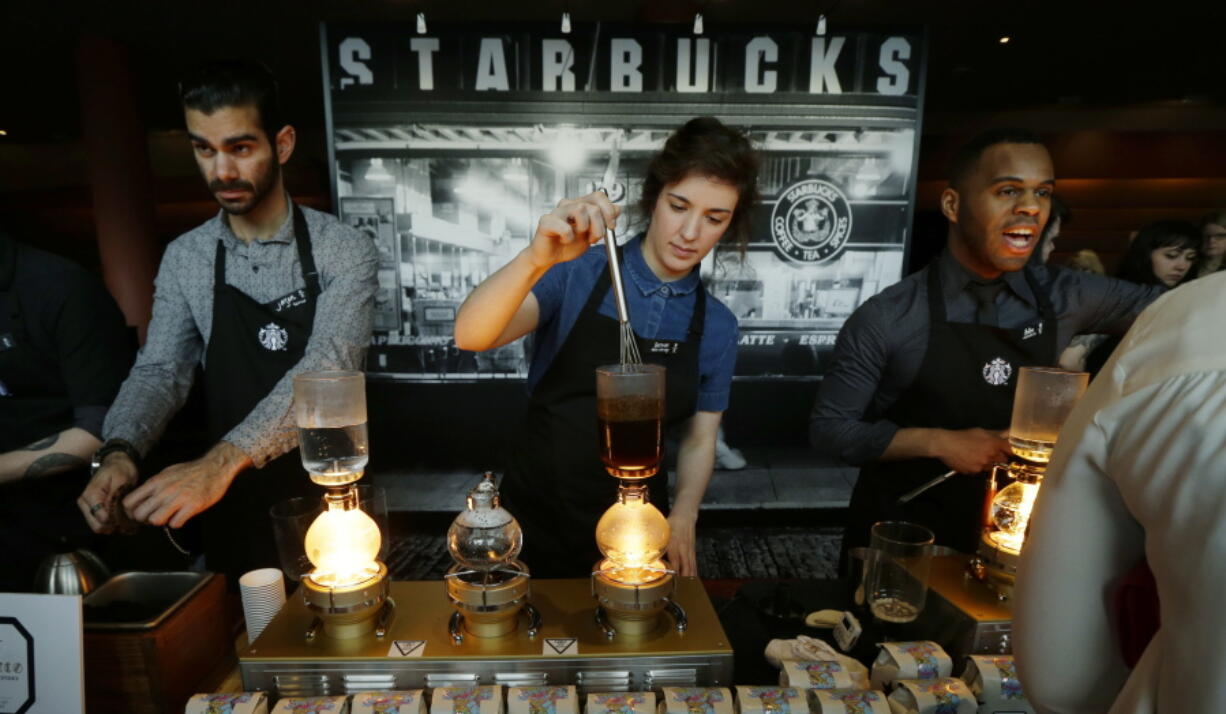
(595, 485, 669, 585)
(988, 480, 1040, 553)
(304, 503, 382, 587)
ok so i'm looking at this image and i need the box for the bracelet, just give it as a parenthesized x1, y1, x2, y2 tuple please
(90, 439, 140, 475)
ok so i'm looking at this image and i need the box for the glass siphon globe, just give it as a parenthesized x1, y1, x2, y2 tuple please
(989, 480, 1040, 552)
(447, 473, 523, 570)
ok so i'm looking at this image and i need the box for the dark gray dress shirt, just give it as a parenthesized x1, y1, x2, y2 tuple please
(103, 203, 378, 467)
(810, 250, 1164, 466)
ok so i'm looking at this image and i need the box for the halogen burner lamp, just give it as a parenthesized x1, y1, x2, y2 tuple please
(591, 482, 686, 638)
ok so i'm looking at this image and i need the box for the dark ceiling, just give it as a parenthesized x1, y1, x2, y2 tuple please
(2, 0, 1225, 142)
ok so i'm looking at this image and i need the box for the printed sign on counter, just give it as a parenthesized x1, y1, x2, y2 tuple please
(0, 593, 82, 714)
(541, 638, 578, 656)
(388, 640, 427, 657)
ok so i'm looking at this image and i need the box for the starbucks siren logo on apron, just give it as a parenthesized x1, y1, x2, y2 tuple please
(982, 357, 1012, 386)
(258, 322, 289, 351)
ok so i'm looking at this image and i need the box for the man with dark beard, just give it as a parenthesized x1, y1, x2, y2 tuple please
(78, 61, 377, 578)
(810, 130, 1162, 561)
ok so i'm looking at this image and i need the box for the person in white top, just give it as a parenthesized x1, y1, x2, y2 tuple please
(1015, 272, 1226, 713)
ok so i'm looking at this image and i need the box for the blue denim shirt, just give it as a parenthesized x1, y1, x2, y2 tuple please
(529, 235, 738, 413)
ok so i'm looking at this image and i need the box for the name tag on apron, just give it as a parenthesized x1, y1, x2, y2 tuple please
(269, 288, 309, 314)
(647, 340, 682, 356)
(1021, 322, 1044, 340)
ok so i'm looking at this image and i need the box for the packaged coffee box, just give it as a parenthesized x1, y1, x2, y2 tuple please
(586, 692, 656, 714)
(432, 686, 504, 714)
(886, 679, 975, 714)
(869, 642, 952, 690)
(657, 687, 733, 714)
(810, 690, 890, 714)
(780, 661, 863, 690)
(185, 692, 269, 714)
(735, 686, 809, 714)
(271, 696, 350, 713)
(506, 686, 578, 714)
(352, 690, 427, 714)
(960, 655, 1035, 714)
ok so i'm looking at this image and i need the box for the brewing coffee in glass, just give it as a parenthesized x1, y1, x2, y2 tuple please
(293, 370, 369, 486)
(595, 364, 665, 479)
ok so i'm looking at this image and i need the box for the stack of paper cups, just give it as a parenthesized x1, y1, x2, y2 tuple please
(239, 568, 287, 642)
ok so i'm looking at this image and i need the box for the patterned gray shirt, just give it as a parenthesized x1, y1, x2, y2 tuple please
(103, 202, 378, 467)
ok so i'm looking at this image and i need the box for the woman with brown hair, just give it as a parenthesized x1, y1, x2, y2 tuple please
(454, 117, 759, 577)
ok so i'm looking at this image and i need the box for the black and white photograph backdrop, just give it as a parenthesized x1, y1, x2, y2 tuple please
(322, 21, 927, 381)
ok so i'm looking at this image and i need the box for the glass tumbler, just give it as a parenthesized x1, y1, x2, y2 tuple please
(864, 521, 934, 625)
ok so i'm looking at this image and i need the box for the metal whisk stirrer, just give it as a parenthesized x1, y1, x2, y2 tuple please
(602, 222, 642, 366)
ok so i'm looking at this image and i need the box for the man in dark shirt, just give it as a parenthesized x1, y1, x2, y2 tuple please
(0, 228, 134, 590)
(810, 130, 1161, 558)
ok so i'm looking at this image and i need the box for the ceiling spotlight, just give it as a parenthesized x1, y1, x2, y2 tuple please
(561, 12, 571, 34)
(816, 14, 827, 36)
(417, 12, 427, 34)
(364, 158, 394, 183)
(0, 130, 7, 136)
(999, 36, 1011, 44)
(548, 128, 587, 172)
(693, 13, 704, 35)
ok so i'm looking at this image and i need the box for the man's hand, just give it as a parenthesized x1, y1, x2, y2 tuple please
(78, 452, 139, 534)
(666, 510, 699, 577)
(931, 428, 1011, 474)
(122, 441, 252, 529)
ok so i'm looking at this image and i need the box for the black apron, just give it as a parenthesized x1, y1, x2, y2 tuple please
(841, 262, 1058, 558)
(501, 252, 706, 578)
(200, 205, 320, 578)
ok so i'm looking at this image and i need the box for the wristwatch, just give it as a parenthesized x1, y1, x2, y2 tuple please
(90, 439, 140, 475)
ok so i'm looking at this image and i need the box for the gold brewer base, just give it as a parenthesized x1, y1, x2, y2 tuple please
(591, 563, 682, 638)
(302, 562, 390, 639)
(971, 532, 1022, 601)
(446, 560, 535, 641)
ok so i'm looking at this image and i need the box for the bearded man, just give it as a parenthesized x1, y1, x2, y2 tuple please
(79, 60, 377, 578)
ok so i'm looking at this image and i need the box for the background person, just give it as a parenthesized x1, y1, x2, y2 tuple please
(0, 227, 134, 590)
(1195, 209, 1226, 276)
(1083, 220, 1198, 376)
(454, 117, 758, 577)
(1034, 193, 1071, 264)
(79, 60, 377, 579)
(810, 129, 1162, 561)
(1015, 272, 1226, 713)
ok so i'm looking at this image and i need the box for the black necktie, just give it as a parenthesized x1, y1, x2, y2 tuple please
(967, 280, 1004, 326)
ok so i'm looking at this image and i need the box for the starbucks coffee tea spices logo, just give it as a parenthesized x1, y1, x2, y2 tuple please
(770, 179, 853, 264)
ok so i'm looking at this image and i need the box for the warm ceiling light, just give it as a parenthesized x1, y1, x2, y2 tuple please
(0, 130, 7, 136)
(999, 36, 1011, 44)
